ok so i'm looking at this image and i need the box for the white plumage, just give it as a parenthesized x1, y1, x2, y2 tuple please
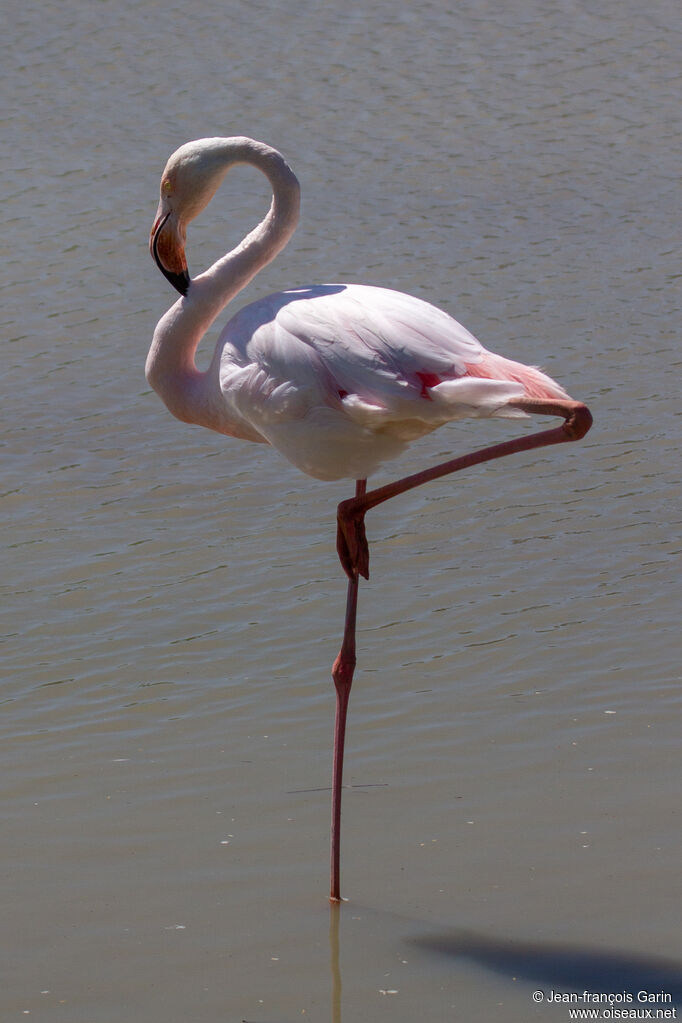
(213, 282, 567, 479)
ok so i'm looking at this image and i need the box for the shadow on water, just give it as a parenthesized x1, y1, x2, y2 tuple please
(409, 929, 682, 1006)
(239, 913, 681, 1023)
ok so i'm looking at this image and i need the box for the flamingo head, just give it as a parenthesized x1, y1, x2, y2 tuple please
(150, 138, 236, 297)
(150, 203, 190, 296)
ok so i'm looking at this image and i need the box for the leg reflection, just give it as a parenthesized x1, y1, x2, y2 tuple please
(329, 901, 342, 1023)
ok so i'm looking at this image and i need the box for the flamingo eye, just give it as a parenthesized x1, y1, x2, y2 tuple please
(162, 178, 172, 195)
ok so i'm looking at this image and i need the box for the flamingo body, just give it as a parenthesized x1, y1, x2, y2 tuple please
(153, 274, 571, 483)
(211, 282, 570, 481)
(217, 282, 572, 480)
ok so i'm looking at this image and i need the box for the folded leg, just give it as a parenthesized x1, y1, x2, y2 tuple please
(336, 400, 592, 580)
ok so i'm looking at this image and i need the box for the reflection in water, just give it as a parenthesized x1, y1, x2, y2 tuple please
(329, 902, 342, 1023)
(241, 907, 343, 1023)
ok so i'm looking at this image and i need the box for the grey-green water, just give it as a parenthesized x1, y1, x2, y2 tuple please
(2, 0, 681, 1019)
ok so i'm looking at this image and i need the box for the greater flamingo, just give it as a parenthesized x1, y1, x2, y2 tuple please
(147, 137, 592, 902)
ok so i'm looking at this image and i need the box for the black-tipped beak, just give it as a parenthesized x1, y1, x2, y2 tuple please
(161, 264, 191, 297)
(150, 211, 191, 296)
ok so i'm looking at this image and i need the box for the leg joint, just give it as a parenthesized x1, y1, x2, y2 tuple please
(509, 397, 593, 441)
(563, 402, 593, 441)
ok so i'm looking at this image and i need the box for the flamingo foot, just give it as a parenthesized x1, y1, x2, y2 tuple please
(336, 501, 370, 581)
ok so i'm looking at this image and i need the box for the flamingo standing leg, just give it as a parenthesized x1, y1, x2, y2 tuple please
(329, 398, 591, 901)
(330, 480, 366, 903)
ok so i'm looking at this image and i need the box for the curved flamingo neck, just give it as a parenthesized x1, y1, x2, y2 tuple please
(146, 139, 301, 434)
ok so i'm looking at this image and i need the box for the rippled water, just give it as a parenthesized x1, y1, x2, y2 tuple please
(2, 0, 681, 1019)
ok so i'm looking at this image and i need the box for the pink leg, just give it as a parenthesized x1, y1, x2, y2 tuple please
(328, 399, 591, 901)
(330, 479, 366, 903)
(337, 399, 592, 580)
